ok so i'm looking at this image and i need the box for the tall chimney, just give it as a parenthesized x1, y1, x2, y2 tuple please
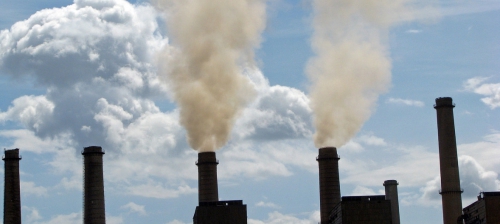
(197, 152, 219, 203)
(3, 148, 22, 224)
(82, 146, 106, 224)
(384, 180, 400, 224)
(434, 97, 463, 224)
(317, 147, 341, 224)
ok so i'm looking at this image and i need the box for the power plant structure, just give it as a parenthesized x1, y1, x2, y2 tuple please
(82, 146, 106, 224)
(317, 147, 401, 224)
(317, 147, 341, 224)
(193, 152, 247, 224)
(462, 192, 500, 223)
(3, 96, 500, 224)
(434, 97, 463, 224)
(3, 148, 22, 224)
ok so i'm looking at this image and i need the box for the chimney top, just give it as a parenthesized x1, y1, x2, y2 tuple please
(317, 147, 339, 161)
(434, 97, 454, 109)
(82, 146, 104, 155)
(3, 148, 21, 160)
(197, 152, 218, 165)
(383, 180, 399, 186)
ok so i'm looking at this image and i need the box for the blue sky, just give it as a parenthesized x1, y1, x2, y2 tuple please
(0, 0, 499, 223)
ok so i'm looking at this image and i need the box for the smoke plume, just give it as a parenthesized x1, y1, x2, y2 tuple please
(307, 0, 411, 148)
(155, 0, 266, 152)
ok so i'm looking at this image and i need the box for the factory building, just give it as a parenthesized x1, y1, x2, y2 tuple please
(193, 152, 247, 223)
(330, 195, 392, 224)
(193, 200, 247, 224)
(328, 181, 400, 224)
(462, 192, 500, 224)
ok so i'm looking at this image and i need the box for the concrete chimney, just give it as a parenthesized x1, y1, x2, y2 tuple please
(197, 152, 219, 203)
(317, 147, 341, 224)
(82, 146, 106, 224)
(3, 148, 22, 224)
(384, 180, 400, 224)
(434, 97, 463, 224)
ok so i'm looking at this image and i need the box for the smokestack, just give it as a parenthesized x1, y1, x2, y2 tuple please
(434, 97, 463, 224)
(3, 148, 21, 224)
(82, 146, 106, 224)
(196, 152, 219, 203)
(317, 147, 341, 224)
(384, 180, 400, 224)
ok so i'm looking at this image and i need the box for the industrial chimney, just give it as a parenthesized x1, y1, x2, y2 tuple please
(196, 152, 219, 203)
(82, 146, 106, 224)
(3, 148, 22, 224)
(317, 147, 341, 224)
(384, 180, 400, 224)
(434, 97, 463, 224)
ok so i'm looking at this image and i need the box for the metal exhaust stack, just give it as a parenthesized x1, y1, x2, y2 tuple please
(197, 152, 219, 203)
(82, 146, 106, 224)
(3, 148, 22, 224)
(384, 180, 400, 224)
(317, 147, 341, 224)
(434, 97, 463, 224)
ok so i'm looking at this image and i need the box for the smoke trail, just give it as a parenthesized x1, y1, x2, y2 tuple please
(155, 0, 266, 152)
(307, 0, 412, 148)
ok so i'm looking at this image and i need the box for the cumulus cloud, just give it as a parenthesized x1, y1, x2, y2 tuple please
(351, 185, 377, 196)
(419, 155, 500, 206)
(32, 212, 80, 224)
(386, 97, 425, 107)
(21, 181, 48, 197)
(249, 211, 319, 224)
(121, 202, 147, 216)
(464, 77, 500, 109)
(256, 201, 281, 209)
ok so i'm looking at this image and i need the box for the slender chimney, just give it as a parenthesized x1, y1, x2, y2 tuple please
(3, 148, 22, 224)
(196, 152, 219, 203)
(434, 97, 463, 224)
(317, 147, 341, 224)
(384, 180, 400, 224)
(82, 146, 106, 224)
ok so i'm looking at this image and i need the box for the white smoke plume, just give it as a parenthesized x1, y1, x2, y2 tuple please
(155, 0, 266, 152)
(307, 0, 412, 148)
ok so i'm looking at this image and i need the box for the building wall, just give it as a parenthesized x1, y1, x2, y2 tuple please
(484, 192, 500, 224)
(193, 200, 247, 224)
(463, 192, 500, 224)
(330, 196, 392, 224)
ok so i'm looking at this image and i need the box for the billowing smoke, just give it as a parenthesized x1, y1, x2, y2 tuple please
(155, 0, 266, 152)
(307, 0, 411, 148)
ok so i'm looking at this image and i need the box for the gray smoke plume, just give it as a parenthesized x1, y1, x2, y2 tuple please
(307, 0, 412, 148)
(155, 0, 266, 152)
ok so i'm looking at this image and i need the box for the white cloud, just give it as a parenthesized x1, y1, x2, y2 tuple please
(351, 186, 377, 196)
(386, 97, 425, 107)
(406, 29, 422, 33)
(166, 220, 188, 224)
(125, 181, 196, 199)
(357, 134, 387, 147)
(23, 206, 43, 223)
(419, 155, 500, 206)
(32, 213, 81, 224)
(21, 181, 48, 197)
(121, 202, 147, 216)
(256, 201, 281, 209)
(464, 77, 500, 109)
(0, 95, 54, 133)
(248, 211, 320, 224)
